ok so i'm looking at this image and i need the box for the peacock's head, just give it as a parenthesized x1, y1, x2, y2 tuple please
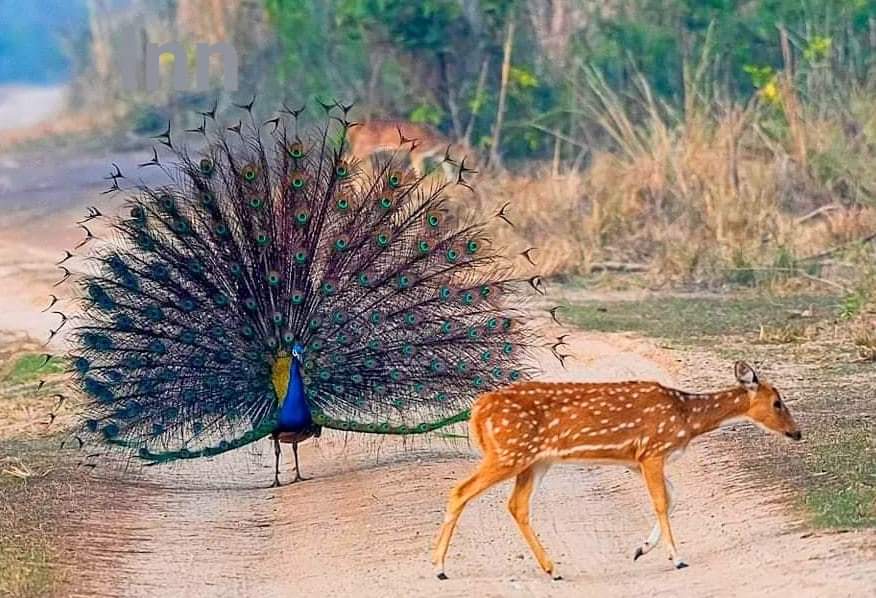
(291, 343, 305, 361)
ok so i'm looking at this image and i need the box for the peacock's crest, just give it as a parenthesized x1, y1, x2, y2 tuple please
(50, 99, 545, 470)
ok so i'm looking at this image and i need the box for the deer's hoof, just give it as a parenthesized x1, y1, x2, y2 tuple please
(436, 572, 448, 580)
(674, 560, 689, 570)
(633, 547, 645, 561)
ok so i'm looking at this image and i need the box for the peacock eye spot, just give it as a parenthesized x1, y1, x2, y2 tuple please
(288, 142, 304, 158)
(336, 162, 349, 178)
(427, 214, 439, 228)
(242, 164, 257, 181)
(248, 196, 263, 209)
(388, 172, 401, 188)
(199, 158, 214, 175)
(378, 197, 392, 210)
(337, 198, 349, 211)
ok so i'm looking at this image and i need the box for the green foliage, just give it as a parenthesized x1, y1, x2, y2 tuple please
(257, 0, 875, 161)
(409, 103, 443, 126)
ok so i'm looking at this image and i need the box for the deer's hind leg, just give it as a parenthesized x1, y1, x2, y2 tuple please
(508, 461, 559, 579)
(432, 459, 517, 579)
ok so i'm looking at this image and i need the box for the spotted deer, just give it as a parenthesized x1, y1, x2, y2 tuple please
(345, 120, 466, 181)
(432, 361, 802, 580)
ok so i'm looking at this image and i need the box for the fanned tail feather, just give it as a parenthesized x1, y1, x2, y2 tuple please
(56, 100, 540, 463)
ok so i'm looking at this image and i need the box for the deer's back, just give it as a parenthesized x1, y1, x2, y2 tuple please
(471, 381, 689, 466)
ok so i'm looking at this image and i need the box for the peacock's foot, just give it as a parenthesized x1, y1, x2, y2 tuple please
(270, 479, 282, 488)
(291, 473, 310, 483)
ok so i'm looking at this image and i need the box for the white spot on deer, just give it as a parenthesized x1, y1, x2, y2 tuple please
(600, 418, 610, 424)
(670, 415, 676, 422)
(625, 403, 633, 409)
(593, 410, 602, 416)
(692, 422, 701, 430)
(677, 430, 687, 438)
(635, 417, 642, 424)
(548, 418, 560, 429)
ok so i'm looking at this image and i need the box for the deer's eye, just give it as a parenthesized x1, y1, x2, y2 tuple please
(773, 399, 783, 410)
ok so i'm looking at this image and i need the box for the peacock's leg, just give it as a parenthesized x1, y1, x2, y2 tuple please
(271, 434, 282, 488)
(291, 441, 309, 483)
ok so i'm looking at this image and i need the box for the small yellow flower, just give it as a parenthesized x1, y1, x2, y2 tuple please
(761, 78, 780, 105)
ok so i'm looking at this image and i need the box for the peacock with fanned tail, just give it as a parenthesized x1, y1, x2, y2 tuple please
(54, 100, 545, 486)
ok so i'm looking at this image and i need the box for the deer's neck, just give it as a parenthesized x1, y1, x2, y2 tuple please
(681, 386, 750, 438)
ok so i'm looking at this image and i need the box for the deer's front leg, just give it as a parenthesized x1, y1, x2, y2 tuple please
(633, 478, 675, 561)
(640, 458, 687, 569)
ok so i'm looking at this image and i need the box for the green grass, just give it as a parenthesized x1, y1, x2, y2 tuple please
(2, 354, 64, 387)
(561, 294, 839, 345)
(803, 428, 876, 528)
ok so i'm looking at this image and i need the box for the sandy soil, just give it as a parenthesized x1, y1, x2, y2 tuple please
(47, 330, 874, 598)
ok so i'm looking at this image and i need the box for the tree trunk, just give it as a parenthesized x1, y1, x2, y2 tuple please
(463, 56, 489, 147)
(489, 19, 515, 170)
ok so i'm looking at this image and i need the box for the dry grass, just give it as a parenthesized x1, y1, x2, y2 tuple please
(466, 65, 876, 287)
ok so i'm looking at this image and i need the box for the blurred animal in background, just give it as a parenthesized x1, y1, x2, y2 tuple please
(47, 99, 544, 486)
(346, 119, 473, 182)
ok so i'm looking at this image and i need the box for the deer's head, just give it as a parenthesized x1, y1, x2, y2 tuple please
(735, 361, 801, 441)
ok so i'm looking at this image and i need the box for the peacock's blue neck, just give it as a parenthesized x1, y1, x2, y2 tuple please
(276, 357, 313, 431)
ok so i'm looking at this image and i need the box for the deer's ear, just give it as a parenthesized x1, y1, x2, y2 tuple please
(734, 361, 759, 389)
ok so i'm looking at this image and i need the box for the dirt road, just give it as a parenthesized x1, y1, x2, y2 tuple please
(52, 330, 874, 598)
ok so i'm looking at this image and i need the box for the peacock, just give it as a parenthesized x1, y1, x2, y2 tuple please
(50, 99, 546, 486)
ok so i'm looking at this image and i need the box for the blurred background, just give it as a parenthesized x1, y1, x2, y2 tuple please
(2, 0, 876, 283)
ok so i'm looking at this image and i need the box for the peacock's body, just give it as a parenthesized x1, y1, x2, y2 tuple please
(57, 101, 540, 485)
